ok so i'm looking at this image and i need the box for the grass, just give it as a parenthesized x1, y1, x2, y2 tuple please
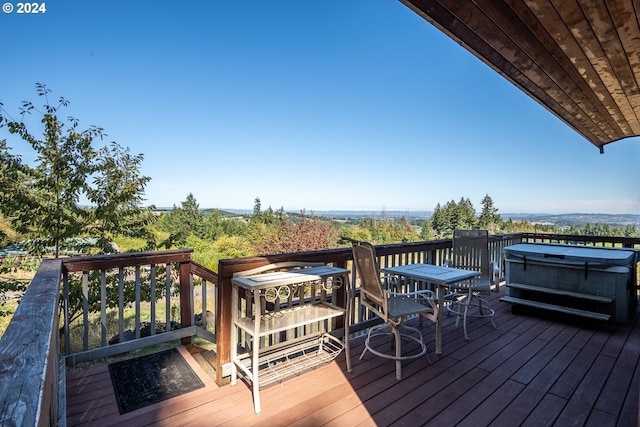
(1, 264, 34, 337)
(0, 300, 19, 337)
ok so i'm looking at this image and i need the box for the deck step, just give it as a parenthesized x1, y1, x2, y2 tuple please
(505, 282, 613, 303)
(499, 296, 611, 321)
(191, 352, 217, 380)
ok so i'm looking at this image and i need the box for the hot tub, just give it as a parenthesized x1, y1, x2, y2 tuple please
(501, 243, 639, 323)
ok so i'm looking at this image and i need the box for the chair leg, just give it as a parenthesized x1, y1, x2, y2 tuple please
(463, 297, 470, 340)
(359, 327, 373, 361)
(399, 324, 432, 366)
(393, 327, 402, 380)
(482, 298, 497, 330)
(475, 295, 496, 330)
(359, 345, 369, 361)
(462, 294, 496, 340)
(359, 322, 429, 380)
(446, 294, 465, 327)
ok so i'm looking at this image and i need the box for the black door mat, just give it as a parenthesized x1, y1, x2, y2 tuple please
(108, 347, 205, 414)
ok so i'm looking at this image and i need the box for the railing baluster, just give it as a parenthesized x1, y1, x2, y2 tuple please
(190, 272, 195, 327)
(213, 279, 218, 330)
(135, 265, 141, 339)
(118, 267, 125, 344)
(100, 270, 107, 347)
(82, 271, 89, 351)
(63, 272, 70, 353)
(150, 264, 156, 336)
(202, 278, 207, 330)
(166, 263, 172, 330)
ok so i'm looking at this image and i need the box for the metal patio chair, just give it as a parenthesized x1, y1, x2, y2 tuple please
(444, 229, 499, 340)
(349, 239, 436, 380)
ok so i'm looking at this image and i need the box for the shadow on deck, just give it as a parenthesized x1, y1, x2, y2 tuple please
(66, 285, 640, 426)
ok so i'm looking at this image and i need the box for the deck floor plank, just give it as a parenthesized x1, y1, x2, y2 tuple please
(65, 286, 639, 426)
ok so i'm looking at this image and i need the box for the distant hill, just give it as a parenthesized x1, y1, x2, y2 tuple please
(157, 207, 638, 227)
(305, 210, 433, 220)
(220, 209, 433, 219)
(502, 213, 639, 226)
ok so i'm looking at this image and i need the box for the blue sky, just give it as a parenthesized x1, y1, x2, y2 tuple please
(1, 0, 639, 215)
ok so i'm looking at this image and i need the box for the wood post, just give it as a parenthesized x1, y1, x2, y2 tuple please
(180, 261, 192, 346)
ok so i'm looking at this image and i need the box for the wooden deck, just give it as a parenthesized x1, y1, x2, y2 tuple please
(65, 286, 640, 426)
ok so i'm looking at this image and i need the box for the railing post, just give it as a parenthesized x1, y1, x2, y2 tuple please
(215, 262, 232, 386)
(179, 261, 192, 346)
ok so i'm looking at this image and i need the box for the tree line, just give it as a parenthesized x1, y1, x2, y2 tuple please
(152, 193, 639, 272)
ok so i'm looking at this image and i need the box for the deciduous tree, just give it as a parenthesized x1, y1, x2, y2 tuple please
(1, 84, 153, 324)
(0, 84, 152, 256)
(0, 84, 101, 256)
(88, 142, 154, 252)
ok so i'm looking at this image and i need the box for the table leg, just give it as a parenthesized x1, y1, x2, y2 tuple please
(252, 288, 261, 414)
(435, 284, 444, 354)
(345, 275, 352, 372)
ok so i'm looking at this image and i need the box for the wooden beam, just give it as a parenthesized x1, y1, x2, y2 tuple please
(180, 261, 192, 346)
(62, 249, 193, 273)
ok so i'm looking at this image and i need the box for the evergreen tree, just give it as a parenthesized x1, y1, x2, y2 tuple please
(454, 197, 477, 230)
(219, 215, 248, 237)
(419, 219, 433, 240)
(159, 193, 205, 246)
(202, 209, 223, 241)
(252, 197, 261, 216)
(431, 203, 451, 238)
(478, 194, 502, 232)
(247, 197, 281, 253)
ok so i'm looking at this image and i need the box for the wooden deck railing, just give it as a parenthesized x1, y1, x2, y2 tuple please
(1, 232, 638, 426)
(60, 249, 219, 365)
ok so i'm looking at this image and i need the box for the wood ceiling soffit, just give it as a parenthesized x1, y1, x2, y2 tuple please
(401, 0, 640, 150)
(551, 0, 635, 136)
(588, 1, 640, 134)
(402, 0, 611, 145)
(520, 0, 622, 141)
